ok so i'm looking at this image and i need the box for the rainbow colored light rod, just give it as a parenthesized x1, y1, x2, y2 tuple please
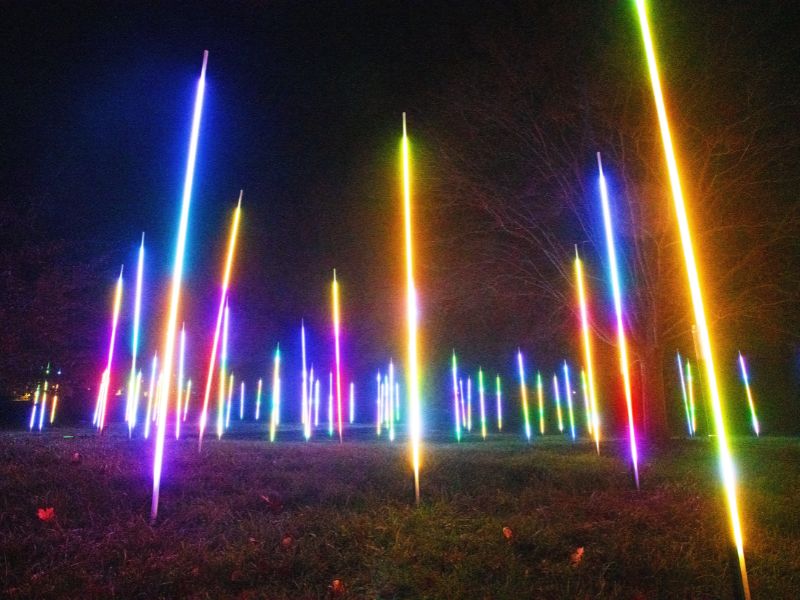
(575, 248, 600, 453)
(536, 372, 545, 435)
(597, 153, 640, 489)
(738, 352, 760, 437)
(332, 270, 344, 442)
(96, 267, 124, 431)
(478, 368, 487, 439)
(217, 300, 230, 439)
(255, 377, 263, 421)
(452, 352, 461, 441)
(270, 346, 281, 442)
(199, 193, 243, 448)
(29, 384, 40, 431)
(553, 373, 564, 434)
(635, 6, 749, 592)
(401, 113, 422, 504)
(127, 234, 145, 436)
(175, 323, 186, 440)
(563, 362, 576, 441)
(517, 350, 531, 441)
(496, 375, 502, 431)
(677, 352, 693, 436)
(152, 51, 208, 522)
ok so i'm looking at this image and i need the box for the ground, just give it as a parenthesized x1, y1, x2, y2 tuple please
(0, 426, 798, 599)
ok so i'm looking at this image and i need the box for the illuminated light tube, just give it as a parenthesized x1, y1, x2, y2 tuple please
(49, 386, 59, 424)
(517, 350, 531, 441)
(536, 372, 545, 435)
(349, 382, 355, 425)
(738, 352, 760, 437)
(29, 384, 41, 431)
(255, 377, 263, 421)
(270, 346, 281, 442)
(175, 323, 186, 440)
(388, 360, 395, 425)
(144, 354, 158, 439)
(459, 378, 466, 430)
(686, 360, 697, 435)
(152, 51, 208, 523)
(478, 368, 487, 439)
(301, 322, 308, 436)
(496, 375, 502, 432)
(401, 114, 423, 504)
(182, 378, 191, 422)
(376, 371, 382, 435)
(563, 362, 576, 441)
(96, 267, 124, 431)
(217, 300, 230, 440)
(332, 270, 344, 442)
(677, 352, 693, 436)
(225, 374, 234, 430)
(466, 377, 472, 432)
(575, 248, 600, 453)
(597, 153, 639, 489)
(635, 6, 749, 593)
(239, 381, 245, 421)
(328, 372, 334, 437)
(314, 378, 320, 429)
(452, 352, 461, 441)
(553, 374, 564, 433)
(127, 234, 145, 435)
(199, 193, 243, 448)
(39, 381, 49, 431)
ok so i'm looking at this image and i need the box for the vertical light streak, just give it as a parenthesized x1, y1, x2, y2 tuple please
(388, 360, 395, 425)
(255, 378, 263, 421)
(496, 375, 502, 431)
(376, 371, 382, 435)
(225, 373, 233, 429)
(144, 354, 158, 439)
(597, 153, 639, 489)
(401, 113, 422, 504)
(332, 270, 344, 442)
(466, 377, 472, 432)
(580, 370, 592, 436)
(127, 234, 145, 435)
(314, 378, 320, 429)
(301, 322, 308, 436)
(452, 353, 461, 441)
(738, 352, 760, 437)
(686, 360, 697, 435)
(478, 368, 487, 439)
(38, 380, 49, 431)
(182, 378, 191, 421)
(175, 323, 186, 440)
(96, 267, 124, 431)
(575, 248, 600, 453)
(49, 386, 58, 424)
(536, 372, 545, 435)
(239, 381, 245, 421)
(199, 193, 243, 447)
(553, 374, 564, 433)
(29, 384, 41, 431)
(677, 352, 693, 436)
(459, 379, 466, 430)
(563, 362, 576, 441)
(517, 351, 531, 441)
(217, 300, 230, 440)
(152, 51, 207, 522)
(328, 371, 334, 437)
(349, 382, 355, 424)
(270, 346, 281, 442)
(635, 5, 748, 592)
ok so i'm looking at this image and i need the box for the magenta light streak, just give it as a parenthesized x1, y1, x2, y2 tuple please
(96, 267, 124, 431)
(175, 323, 186, 440)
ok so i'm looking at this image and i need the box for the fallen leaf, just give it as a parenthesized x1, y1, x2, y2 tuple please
(502, 526, 513, 540)
(37, 507, 55, 522)
(570, 547, 584, 566)
(330, 579, 345, 595)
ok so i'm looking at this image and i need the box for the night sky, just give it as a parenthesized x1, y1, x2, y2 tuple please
(2, 2, 798, 429)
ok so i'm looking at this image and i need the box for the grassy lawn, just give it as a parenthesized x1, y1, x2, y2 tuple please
(1, 427, 798, 599)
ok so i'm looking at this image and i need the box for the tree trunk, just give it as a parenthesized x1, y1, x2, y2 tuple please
(640, 344, 670, 441)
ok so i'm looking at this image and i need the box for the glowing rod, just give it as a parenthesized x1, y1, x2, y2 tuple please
(198, 194, 242, 448)
(332, 270, 344, 442)
(401, 113, 423, 504)
(459, 378, 466, 430)
(314, 378, 320, 430)
(452, 352, 461, 441)
(151, 51, 208, 522)
(239, 381, 245, 421)
(466, 377, 472, 432)
(636, 9, 749, 588)
(182, 379, 190, 421)
(580, 370, 592, 435)
(217, 299, 230, 439)
(597, 153, 639, 489)
(536, 372, 545, 435)
(388, 360, 395, 425)
(328, 371, 334, 437)
(29, 384, 40, 431)
(38, 380, 49, 431)
(301, 322, 309, 437)
(127, 234, 145, 435)
(225, 373, 233, 430)
(478, 368, 487, 439)
(96, 267, 123, 431)
(553, 374, 563, 433)
(738, 352, 760, 437)
(677, 352, 693, 436)
(686, 360, 697, 435)
(388, 376, 395, 442)
(270, 346, 281, 442)
(50, 385, 59, 424)
(175, 323, 186, 440)
(575, 248, 600, 453)
(349, 382, 355, 424)
(563, 362, 576, 441)
(496, 375, 502, 431)
(255, 378, 263, 421)
(376, 372, 382, 435)
(517, 351, 531, 441)
(144, 354, 158, 439)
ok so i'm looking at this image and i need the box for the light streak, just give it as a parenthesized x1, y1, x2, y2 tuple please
(349, 382, 355, 424)
(459, 378, 466, 430)
(182, 378, 191, 421)
(255, 378, 263, 421)
(328, 371, 334, 437)
(635, 5, 748, 592)
(389, 360, 395, 425)
(553, 374, 563, 433)
(466, 377, 472, 432)
(376, 372, 382, 435)
(225, 373, 233, 430)
(239, 381, 245, 421)
(49, 385, 59, 424)
(738, 352, 760, 437)
(686, 360, 697, 435)
(536, 372, 545, 435)
(144, 354, 157, 439)
(401, 113, 422, 504)
(575, 248, 600, 453)
(152, 51, 208, 522)
(217, 300, 230, 440)
(95, 267, 124, 431)
(199, 193, 243, 448)
(452, 352, 461, 441)
(597, 153, 639, 489)
(563, 362, 576, 441)
(580, 370, 592, 436)
(496, 375, 502, 431)
(29, 384, 40, 431)
(478, 368, 487, 439)
(127, 234, 145, 435)
(270, 346, 281, 442)
(314, 378, 320, 429)
(38, 380, 49, 431)
(301, 322, 309, 437)
(332, 270, 344, 442)
(677, 352, 693, 436)
(517, 350, 531, 441)
(175, 323, 186, 440)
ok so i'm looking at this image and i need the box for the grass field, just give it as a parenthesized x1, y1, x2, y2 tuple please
(1, 427, 798, 599)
